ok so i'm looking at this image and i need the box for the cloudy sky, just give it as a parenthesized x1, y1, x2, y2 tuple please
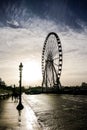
(0, 0, 87, 86)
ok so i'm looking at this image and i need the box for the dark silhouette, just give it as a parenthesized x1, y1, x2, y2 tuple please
(12, 85, 19, 102)
(16, 63, 24, 110)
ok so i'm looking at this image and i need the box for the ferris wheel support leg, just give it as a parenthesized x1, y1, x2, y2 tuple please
(58, 80, 62, 90)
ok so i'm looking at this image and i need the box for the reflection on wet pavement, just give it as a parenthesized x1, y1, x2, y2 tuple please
(23, 94, 87, 130)
(0, 94, 87, 130)
(0, 97, 42, 130)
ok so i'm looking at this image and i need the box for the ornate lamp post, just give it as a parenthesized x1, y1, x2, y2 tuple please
(17, 62, 24, 110)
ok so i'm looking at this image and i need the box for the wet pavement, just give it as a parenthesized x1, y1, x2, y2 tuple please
(1, 94, 87, 130)
(0, 96, 42, 130)
(23, 94, 87, 130)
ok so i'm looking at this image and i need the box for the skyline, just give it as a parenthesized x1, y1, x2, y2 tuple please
(0, 0, 87, 86)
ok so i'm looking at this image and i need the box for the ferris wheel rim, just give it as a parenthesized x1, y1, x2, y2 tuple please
(42, 32, 63, 87)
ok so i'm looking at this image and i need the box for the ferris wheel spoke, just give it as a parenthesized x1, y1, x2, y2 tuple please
(53, 57, 59, 60)
(54, 63, 59, 67)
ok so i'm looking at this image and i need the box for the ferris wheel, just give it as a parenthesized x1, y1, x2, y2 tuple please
(42, 32, 63, 91)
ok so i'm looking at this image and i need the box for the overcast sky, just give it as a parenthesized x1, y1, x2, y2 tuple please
(0, 0, 87, 86)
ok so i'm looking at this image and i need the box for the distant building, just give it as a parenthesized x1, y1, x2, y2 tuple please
(0, 78, 6, 87)
(81, 82, 87, 89)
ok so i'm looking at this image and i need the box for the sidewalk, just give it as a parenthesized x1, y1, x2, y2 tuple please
(0, 97, 42, 130)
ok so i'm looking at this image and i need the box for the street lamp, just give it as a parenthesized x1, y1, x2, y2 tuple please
(17, 62, 24, 110)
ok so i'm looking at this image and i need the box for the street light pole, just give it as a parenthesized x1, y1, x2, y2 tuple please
(17, 62, 24, 110)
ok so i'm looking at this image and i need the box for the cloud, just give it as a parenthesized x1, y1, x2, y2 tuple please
(64, 49, 79, 54)
(0, 0, 87, 31)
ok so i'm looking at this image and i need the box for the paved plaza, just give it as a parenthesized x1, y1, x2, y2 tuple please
(0, 97, 42, 130)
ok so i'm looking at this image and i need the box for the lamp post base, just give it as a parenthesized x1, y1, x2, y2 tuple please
(16, 103, 24, 110)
